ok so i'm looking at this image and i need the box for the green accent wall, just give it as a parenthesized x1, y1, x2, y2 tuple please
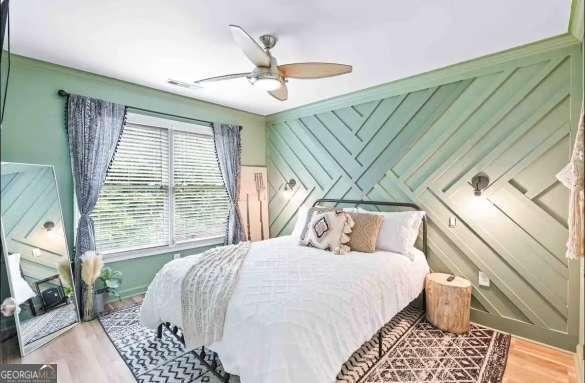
(0, 55, 266, 334)
(570, 0, 584, 42)
(266, 34, 583, 350)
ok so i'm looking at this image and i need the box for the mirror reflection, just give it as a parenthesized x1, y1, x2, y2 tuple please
(1, 162, 79, 353)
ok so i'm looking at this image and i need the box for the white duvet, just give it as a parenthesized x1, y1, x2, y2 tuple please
(141, 235, 429, 383)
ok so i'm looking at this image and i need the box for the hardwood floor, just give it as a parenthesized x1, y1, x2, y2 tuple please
(1, 298, 578, 383)
(502, 338, 578, 383)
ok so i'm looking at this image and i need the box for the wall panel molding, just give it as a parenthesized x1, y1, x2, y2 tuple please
(267, 37, 582, 350)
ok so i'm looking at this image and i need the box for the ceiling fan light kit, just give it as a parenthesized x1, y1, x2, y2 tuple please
(169, 25, 352, 101)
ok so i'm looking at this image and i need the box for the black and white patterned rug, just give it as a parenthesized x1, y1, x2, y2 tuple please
(99, 303, 509, 383)
(20, 303, 78, 345)
(98, 305, 232, 383)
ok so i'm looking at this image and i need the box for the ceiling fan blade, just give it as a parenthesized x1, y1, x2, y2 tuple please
(268, 84, 288, 101)
(278, 63, 352, 79)
(167, 79, 203, 89)
(194, 72, 249, 85)
(229, 24, 271, 67)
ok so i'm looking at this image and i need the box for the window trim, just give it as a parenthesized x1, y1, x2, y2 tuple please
(100, 236, 224, 263)
(75, 112, 227, 262)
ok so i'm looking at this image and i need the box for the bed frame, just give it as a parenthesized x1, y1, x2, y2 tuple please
(157, 199, 428, 382)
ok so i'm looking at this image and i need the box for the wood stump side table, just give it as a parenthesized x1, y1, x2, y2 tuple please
(425, 273, 472, 334)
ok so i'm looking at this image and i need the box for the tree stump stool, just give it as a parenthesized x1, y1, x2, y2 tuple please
(425, 273, 472, 334)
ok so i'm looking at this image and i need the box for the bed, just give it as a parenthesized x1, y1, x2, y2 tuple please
(140, 199, 430, 383)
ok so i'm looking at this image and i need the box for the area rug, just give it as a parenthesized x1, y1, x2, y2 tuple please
(99, 303, 509, 383)
(20, 303, 78, 345)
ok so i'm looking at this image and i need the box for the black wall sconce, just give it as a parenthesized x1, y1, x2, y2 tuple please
(283, 179, 296, 191)
(42, 221, 55, 231)
(471, 173, 489, 196)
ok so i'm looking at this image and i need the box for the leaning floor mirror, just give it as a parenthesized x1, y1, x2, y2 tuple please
(1, 162, 80, 355)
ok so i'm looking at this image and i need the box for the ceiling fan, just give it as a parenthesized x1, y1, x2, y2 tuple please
(168, 25, 352, 101)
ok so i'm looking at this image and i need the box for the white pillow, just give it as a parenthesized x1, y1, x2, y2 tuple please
(299, 208, 354, 254)
(7, 253, 37, 305)
(292, 206, 357, 238)
(358, 209, 425, 254)
(291, 205, 310, 238)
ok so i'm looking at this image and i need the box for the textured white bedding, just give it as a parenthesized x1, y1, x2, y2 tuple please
(141, 235, 429, 383)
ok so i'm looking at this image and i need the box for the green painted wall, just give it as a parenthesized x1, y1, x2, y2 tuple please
(266, 34, 583, 350)
(0, 55, 266, 334)
(570, 0, 584, 42)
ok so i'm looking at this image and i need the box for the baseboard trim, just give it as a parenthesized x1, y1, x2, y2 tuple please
(105, 284, 148, 304)
(471, 309, 578, 352)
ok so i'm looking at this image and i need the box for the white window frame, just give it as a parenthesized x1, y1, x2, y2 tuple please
(74, 112, 226, 263)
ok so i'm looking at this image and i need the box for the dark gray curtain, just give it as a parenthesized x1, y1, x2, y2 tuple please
(67, 95, 126, 311)
(212, 123, 246, 244)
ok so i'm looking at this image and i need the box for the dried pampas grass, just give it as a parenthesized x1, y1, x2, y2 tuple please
(81, 251, 104, 321)
(81, 251, 103, 286)
(57, 260, 73, 288)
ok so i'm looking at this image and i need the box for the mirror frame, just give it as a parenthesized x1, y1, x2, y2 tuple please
(1, 162, 80, 356)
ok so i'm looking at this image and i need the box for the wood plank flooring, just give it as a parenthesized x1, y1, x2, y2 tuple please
(1, 296, 577, 383)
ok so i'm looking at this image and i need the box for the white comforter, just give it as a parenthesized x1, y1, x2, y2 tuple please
(141, 236, 429, 383)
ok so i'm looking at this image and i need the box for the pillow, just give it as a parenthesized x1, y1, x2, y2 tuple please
(358, 209, 425, 254)
(291, 205, 310, 238)
(292, 206, 360, 239)
(348, 213, 384, 253)
(299, 208, 354, 254)
(6, 253, 37, 305)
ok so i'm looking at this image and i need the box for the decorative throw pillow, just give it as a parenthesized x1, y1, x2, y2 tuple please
(358, 208, 425, 255)
(348, 213, 384, 253)
(299, 208, 355, 254)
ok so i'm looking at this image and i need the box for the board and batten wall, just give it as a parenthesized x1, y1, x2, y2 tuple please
(0, 55, 266, 334)
(266, 34, 583, 350)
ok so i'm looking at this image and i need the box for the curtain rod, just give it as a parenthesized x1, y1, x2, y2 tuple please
(57, 89, 215, 127)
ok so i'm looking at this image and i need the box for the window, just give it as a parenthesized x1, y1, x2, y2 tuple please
(91, 113, 229, 257)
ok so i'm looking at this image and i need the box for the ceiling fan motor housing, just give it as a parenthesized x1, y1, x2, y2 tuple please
(247, 56, 284, 89)
(259, 34, 277, 50)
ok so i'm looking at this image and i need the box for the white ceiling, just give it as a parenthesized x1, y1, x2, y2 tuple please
(10, 0, 570, 115)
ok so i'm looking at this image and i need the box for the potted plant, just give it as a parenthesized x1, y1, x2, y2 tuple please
(94, 267, 123, 315)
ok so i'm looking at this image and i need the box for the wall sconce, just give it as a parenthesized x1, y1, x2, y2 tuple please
(283, 179, 296, 191)
(471, 173, 489, 196)
(43, 221, 55, 231)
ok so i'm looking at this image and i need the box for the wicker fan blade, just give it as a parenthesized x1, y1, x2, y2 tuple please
(268, 84, 288, 101)
(278, 63, 352, 79)
(194, 73, 249, 85)
(229, 25, 271, 67)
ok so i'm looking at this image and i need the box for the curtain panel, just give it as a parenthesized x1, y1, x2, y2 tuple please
(212, 123, 246, 244)
(557, 105, 584, 259)
(67, 94, 126, 311)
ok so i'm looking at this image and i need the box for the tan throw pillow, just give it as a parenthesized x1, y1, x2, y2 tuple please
(299, 208, 355, 254)
(348, 213, 384, 252)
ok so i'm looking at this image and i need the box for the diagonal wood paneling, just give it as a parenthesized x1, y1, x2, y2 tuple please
(267, 41, 582, 350)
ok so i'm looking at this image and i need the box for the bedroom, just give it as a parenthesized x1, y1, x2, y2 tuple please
(0, 1, 583, 382)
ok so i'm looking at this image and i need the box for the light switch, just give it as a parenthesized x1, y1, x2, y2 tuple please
(32, 248, 41, 257)
(448, 216, 457, 228)
(478, 271, 490, 287)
